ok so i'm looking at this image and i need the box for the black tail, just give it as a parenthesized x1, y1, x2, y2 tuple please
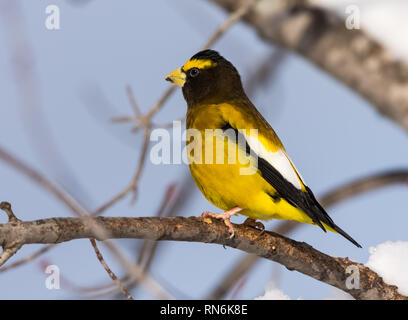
(329, 222, 362, 248)
(304, 187, 362, 248)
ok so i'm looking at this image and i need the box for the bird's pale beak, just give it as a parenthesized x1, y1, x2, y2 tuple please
(165, 68, 186, 87)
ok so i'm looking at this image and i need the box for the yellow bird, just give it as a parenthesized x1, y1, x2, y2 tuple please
(165, 49, 361, 248)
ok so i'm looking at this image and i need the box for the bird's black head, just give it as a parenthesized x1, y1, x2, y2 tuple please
(165, 50, 246, 107)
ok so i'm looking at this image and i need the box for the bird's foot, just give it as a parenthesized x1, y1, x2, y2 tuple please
(242, 218, 265, 231)
(201, 207, 242, 239)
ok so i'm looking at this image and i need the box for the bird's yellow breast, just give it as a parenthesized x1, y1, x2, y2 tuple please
(185, 102, 310, 222)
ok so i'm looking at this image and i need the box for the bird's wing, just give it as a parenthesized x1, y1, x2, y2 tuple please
(219, 101, 307, 191)
(219, 102, 362, 247)
(244, 133, 305, 191)
(222, 121, 328, 227)
(220, 102, 335, 230)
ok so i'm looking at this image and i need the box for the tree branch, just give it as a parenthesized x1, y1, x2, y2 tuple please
(0, 215, 406, 300)
(207, 169, 408, 299)
(89, 238, 134, 300)
(0, 147, 172, 299)
(211, 0, 408, 131)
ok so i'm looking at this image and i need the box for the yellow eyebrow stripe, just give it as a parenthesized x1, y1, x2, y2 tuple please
(183, 59, 217, 71)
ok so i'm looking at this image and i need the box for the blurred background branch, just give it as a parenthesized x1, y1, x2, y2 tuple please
(211, 0, 408, 131)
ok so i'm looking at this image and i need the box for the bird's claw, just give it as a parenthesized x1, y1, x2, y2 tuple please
(200, 210, 237, 239)
(243, 218, 265, 231)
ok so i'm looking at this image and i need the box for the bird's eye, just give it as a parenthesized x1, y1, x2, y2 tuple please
(189, 68, 200, 77)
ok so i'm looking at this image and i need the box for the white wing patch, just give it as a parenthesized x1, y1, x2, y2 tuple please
(245, 134, 304, 190)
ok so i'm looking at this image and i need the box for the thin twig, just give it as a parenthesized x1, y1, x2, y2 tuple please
(0, 146, 171, 299)
(126, 85, 142, 116)
(0, 201, 20, 222)
(0, 0, 259, 299)
(80, 182, 183, 299)
(93, 0, 259, 218)
(89, 238, 134, 300)
(112, 0, 259, 126)
(0, 244, 22, 267)
(201, 0, 258, 50)
(0, 244, 55, 273)
(0, 202, 23, 266)
(91, 125, 151, 216)
(0, 0, 92, 205)
(0, 147, 88, 216)
(152, 117, 186, 130)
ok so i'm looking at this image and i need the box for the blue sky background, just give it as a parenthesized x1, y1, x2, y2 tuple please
(0, 0, 407, 299)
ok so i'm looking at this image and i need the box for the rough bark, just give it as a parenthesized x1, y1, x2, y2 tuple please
(0, 215, 406, 300)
